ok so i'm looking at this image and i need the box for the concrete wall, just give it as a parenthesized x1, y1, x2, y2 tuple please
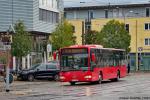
(0, 0, 33, 31)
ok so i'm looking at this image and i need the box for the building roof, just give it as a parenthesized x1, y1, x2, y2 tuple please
(64, 0, 150, 10)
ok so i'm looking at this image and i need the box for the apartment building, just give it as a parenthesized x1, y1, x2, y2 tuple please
(64, 1, 150, 71)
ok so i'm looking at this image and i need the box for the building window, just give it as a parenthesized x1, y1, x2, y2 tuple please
(39, 8, 59, 23)
(146, 38, 148, 45)
(144, 38, 150, 45)
(53, 12, 56, 23)
(144, 23, 150, 30)
(146, 8, 150, 17)
(39, 9, 43, 20)
(42, 0, 45, 5)
(64, 12, 67, 18)
(125, 24, 129, 32)
(56, 13, 59, 23)
(50, 12, 53, 23)
(145, 23, 149, 30)
(105, 10, 108, 18)
(39, 0, 58, 9)
(43, 10, 47, 21)
(47, 11, 50, 22)
(52, 0, 54, 7)
(89, 11, 94, 19)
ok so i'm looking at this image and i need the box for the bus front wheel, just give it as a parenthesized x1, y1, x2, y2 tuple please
(70, 82, 75, 85)
(95, 74, 102, 84)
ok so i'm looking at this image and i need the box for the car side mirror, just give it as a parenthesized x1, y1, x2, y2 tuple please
(37, 68, 39, 71)
(91, 53, 96, 62)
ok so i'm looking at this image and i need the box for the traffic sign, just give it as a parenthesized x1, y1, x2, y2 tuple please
(47, 44, 52, 53)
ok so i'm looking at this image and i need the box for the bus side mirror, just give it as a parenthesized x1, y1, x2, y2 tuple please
(53, 52, 57, 61)
(91, 53, 96, 62)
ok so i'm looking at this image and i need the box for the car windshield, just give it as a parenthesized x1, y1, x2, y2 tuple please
(46, 64, 57, 69)
(30, 64, 40, 70)
(60, 54, 88, 71)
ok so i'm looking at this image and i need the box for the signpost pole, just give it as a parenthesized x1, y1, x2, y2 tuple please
(47, 44, 52, 61)
(138, 47, 143, 70)
(6, 46, 10, 92)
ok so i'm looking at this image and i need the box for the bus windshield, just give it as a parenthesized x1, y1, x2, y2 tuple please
(60, 53, 88, 71)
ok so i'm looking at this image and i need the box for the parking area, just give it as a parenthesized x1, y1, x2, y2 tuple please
(0, 72, 150, 100)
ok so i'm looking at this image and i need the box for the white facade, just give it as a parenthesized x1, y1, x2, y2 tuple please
(39, 0, 59, 12)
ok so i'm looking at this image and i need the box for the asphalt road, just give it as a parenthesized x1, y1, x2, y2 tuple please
(0, 72, 150, 100)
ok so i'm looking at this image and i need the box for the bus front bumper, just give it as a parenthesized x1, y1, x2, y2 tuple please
(59, 75, 95, 82)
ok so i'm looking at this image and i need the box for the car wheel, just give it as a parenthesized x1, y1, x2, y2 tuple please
(28, 74, 34, 81)
(54, 74, 59, 81)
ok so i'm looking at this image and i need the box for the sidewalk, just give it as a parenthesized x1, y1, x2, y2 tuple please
(129, 71, 150, 75)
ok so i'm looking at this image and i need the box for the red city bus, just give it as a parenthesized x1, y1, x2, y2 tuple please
(59, 45, 127, 85)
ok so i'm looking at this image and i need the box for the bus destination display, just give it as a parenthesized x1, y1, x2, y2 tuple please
(61, 48, 87, 54)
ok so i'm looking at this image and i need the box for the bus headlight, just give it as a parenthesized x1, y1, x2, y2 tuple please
(84, 75, 92, 79)
(60, 76, 65, 80)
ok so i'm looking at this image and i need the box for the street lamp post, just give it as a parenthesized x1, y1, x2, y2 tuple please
(124, 11, 140, 71)
(123, 10, 133, 66)
(134, 13, 140, 71)
(135, 19, 138, 71)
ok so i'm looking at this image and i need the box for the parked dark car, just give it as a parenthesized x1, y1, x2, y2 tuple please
(17, 62, 60, 81)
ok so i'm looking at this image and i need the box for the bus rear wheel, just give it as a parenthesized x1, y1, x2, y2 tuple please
(70, 82, 75, 85)
(111, 71, 120, 82)
(116, 72, 120, 81)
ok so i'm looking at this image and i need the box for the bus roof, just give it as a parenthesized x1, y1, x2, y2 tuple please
(101, 48, 125, 51)
(62, 45, 125, 51)
(69, 45, 103, 48)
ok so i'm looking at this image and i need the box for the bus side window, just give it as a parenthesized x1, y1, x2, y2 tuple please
(113, 53, 116, 66)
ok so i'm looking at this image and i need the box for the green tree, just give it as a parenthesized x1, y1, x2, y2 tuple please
(11, 21, 32, 69)
(51, 21, 76, 50)
(0, 56, 6, 64)
(96, 20, 131, 52)
(85, 30, 98, 44)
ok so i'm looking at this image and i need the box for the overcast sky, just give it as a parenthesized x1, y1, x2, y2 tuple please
(64, 0, 150, 7)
